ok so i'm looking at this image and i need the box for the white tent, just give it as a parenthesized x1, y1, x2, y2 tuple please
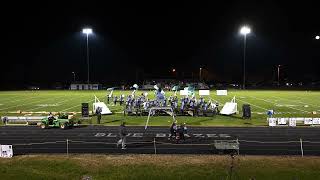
(220, 96, 237, 115)
(93, 95, 112, 115)
(199, 90, 210, 96)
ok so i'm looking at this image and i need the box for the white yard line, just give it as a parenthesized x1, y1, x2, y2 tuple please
(211, 93, 268, 111)
(234, 95, 309, 114)
(275, 96, 320, 108)
(60, 99, 94, 112)
(0, 95, 23, 102)
(59, 93, 98, 112)
(31, 93, 88, 110)
(210, 98, 222, 104)
(236, 98, 268, 111)
(0, 95, 61, 111)
(0, 95, 40, 104)
(24, 95, 74, 111)
(249, 96, 309, 113)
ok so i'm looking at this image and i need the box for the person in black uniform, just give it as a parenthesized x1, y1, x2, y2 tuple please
(48, 112, 55, 125)
(119, 95, 124, 106)
(169, 122, 177, 140)
(96, 107, 102, 124)
(114, 96, 118, 105)
(107, 95, 110, 104)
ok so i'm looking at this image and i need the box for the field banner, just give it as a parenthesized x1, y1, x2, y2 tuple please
(268, 118, 277, 126)
(278, 118, 287, 125)
(216, 90, 228, 96)
(289, 118, 297, 127)
(296, 117, 305, 121)
(304, 118, 313, 125)
(313, 118, 320, 125)
(199, 90, 210, 96)
(0, 145, 13, 158)
(180, 90, 188, 96)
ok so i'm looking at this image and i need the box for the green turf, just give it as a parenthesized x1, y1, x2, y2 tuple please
(0, 155, 319, 180)
(0, 90, 319, 126)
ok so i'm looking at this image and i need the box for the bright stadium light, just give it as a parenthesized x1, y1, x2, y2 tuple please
(240, 26, 251, 35)
(239, 25, 251, 89)
(82, 28, 92, 35)
(82, 28, 93, 85)
(316, 35, 320, 40)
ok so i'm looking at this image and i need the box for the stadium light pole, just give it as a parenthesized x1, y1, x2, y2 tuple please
(277, 65, 281, 86)
(240, 26, 251, 89)
(82, 28, 93, 85)
(199, 67, 202, 82)
(172, 68, 176, 79)
(72, 72, 76, 82)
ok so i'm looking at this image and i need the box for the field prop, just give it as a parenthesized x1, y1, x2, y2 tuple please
(220, 96, 238, 115)
(93, 95, 112, 115)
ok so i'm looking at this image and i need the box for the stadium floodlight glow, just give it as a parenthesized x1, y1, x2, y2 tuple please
(240, 26, 251, 35)
(316, 35, 320, 40)
(82, 27, 93, 85)
(240, 25, 251, 89)
(82, 28, 92, 35)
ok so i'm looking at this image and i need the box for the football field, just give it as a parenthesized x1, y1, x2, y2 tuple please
(0, 90, 319, 126)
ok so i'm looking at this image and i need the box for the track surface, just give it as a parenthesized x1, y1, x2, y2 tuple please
(0, 126, 319, 155)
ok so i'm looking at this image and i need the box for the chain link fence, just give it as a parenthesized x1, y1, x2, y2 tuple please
(8, 137, 320, 156)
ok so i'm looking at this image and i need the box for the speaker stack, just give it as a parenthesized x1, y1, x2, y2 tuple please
(242, 104, 251, 119)
(81, 103, 89, 117)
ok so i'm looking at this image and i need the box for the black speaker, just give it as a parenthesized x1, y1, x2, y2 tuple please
(82, 103, 89, 117)
(242, 104, 251, 118)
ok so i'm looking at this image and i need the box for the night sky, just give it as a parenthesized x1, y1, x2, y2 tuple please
(1, 1, 320, 89)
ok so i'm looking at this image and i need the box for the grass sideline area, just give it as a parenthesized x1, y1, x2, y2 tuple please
(0, 155, 319, 180)
(0, 90, 320, 127)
